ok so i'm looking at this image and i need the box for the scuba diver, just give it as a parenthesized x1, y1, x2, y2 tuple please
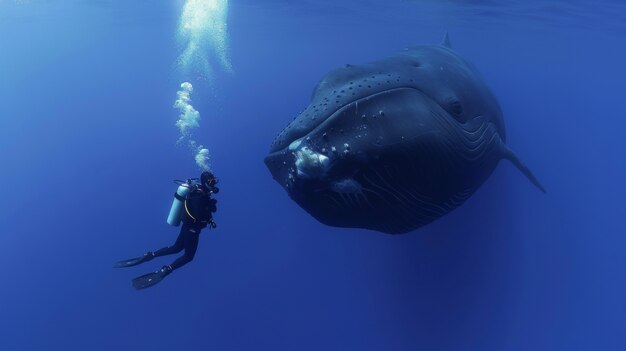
(114, 171, 219, 290)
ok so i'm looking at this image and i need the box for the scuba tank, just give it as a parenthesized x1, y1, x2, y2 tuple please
(166, 179, 197, 226)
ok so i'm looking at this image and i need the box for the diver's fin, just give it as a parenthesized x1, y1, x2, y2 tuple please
(441, 32, 452, 49)
(132, 266, 172, 290)
(501, 145, 547, 193)
(132, 272, 165, 290)
(113, 252, 154, 268)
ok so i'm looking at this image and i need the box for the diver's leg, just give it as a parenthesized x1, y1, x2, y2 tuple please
(169, 227, 200, 270)
(130, 226, 200, 289)
(153, 225, 187, 257)
(115, 227, 185, 268)
(115, 232, 179, 267)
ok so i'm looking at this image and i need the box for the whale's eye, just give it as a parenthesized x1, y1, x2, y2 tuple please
(449, 99, 463, 117)
(451, 101, 462, 114)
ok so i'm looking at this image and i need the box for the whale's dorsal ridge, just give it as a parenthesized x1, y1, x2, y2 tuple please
(441, 32, 452, 49)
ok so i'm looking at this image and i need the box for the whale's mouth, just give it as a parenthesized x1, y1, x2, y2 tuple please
(264, 87, 448, 196)
(269, 87, 441, 154)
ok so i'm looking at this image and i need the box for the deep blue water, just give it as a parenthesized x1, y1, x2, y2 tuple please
(1, 1, 625, 350)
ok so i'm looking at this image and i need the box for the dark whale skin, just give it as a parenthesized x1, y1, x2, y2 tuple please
(265, 35, 545, 234)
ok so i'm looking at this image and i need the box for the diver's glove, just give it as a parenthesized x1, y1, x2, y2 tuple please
(209, 219, 217, 229)
(210, 186, 219, 194)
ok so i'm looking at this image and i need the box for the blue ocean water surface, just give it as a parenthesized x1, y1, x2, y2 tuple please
(1, 1, 625, 350)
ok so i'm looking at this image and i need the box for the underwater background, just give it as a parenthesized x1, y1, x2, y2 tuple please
(1, 0, 625, 350)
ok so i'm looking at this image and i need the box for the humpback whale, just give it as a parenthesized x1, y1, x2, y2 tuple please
(265, 34, 545, 234)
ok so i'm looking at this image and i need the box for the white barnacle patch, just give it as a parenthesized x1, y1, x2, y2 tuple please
(331, 178, 362, 194)
(343, 143, 351, 156)
(294, 146, 330, 178)
(288, 139, 303, 151)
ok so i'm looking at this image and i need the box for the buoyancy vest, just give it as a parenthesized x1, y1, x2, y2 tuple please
(176, 187, 217, 227)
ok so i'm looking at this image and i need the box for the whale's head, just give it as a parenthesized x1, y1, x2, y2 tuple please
(265, 41, 506, 233)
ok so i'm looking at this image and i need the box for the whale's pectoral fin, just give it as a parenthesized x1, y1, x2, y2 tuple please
(501, 144, 547, 193)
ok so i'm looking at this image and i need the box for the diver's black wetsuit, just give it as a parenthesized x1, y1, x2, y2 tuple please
(154, 183, 218, 271)
(153, 223, 202, 270)
(115, 172, 219, 290)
